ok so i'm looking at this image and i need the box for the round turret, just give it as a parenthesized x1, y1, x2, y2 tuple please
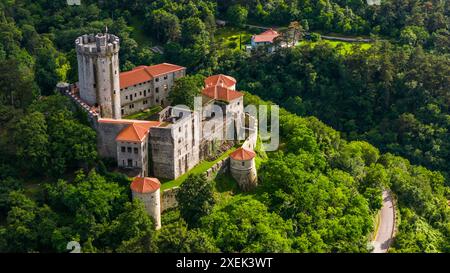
(229, 147, 258, 191)
(75, 32, 121, 119)
(130, 177, 161, 230)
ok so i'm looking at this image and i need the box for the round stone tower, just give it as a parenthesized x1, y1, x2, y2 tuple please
(75, 32, 121, 119)
(130, 177, 161, 230)
(229, 147, 258, 191)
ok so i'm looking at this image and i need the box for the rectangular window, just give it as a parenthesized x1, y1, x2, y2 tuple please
(164, 75, 168, 80)
(242, 162, 245, 166)
(125, 96, 128, 99)
(155, 88, 159, 93)
(144, 90, 146, 96)
(155, 78, 159, 82)
(127, 147, 132, 153)
(134, 147, 138, 154)
(121, 147, 125, 153)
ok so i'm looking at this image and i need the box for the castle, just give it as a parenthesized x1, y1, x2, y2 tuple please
(59, 32, 258, 229)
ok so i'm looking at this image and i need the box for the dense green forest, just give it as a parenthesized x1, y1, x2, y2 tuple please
(0, 0, 449, 252)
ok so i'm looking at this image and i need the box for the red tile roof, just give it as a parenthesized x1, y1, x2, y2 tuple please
(115, 121, 161, 142)
(120, 63, 185, 89)
(205, 74, 236, 88)
(230, 147, 256, 161)
(202, 85, 243, 102)
(252, 29, 279, 43)
(130, 177, 161, 193)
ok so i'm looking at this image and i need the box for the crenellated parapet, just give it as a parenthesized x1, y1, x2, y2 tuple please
(75, 33, 120, 56)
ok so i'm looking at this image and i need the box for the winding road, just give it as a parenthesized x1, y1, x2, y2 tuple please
(371, 190, 396, 253)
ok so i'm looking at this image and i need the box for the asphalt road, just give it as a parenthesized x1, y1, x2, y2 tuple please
(372, 190, 395, 253)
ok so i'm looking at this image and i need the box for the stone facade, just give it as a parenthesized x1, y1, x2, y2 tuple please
(116, 138, 149, 177)
(149, 107, 200, 179)
(120, 66, 185, 116)
(161, 187, 179, 212)
(131, 188, 161, 230)
(76, 33, 121, 119)
(230, 156, 258, 191)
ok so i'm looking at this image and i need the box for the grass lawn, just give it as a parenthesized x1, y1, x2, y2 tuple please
(123, 105, 163, 120)
(160, 146, 238, 191)
(299, 40, 372, 55)
(215, 26, 252, 51)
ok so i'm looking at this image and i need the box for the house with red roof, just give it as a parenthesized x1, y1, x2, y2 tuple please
(119, 63, 185, 116)
(250, 28, 280, 52)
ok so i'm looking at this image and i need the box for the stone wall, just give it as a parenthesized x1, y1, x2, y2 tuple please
(161, 187, 179, 212)
(204, 157, 230, 180)
(96, 120, 129, 159)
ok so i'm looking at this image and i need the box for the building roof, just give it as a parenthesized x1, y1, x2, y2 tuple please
(120, 63, 185, 89)
(130, 177, 161, 193)
(202, 85, 243, 102)
(252, 29, 279, 43)
(205, 74, 236, 88)
(230, 147, 256, 161)
(115, 121, 161, 142)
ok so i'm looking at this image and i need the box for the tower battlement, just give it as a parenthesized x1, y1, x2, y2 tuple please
(75, 33, 120, 55)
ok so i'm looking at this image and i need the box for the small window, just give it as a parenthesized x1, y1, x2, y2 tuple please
(242, 162, 245, 166)
(164, 75, 168, 80)
(127, 147, 132, 153)
(125, 95, 128, 99)
(134, 147, 138, 154)
(155, 88, 159, 93)
(155, 78, 159, 82)
(134, 93, 137, 97)
(144, 90, 147, 96)
(140, 92, 142, 96)
(156, 98, 159, 103)
(179, 127, 181, 132)
(121, 147, 125, 153)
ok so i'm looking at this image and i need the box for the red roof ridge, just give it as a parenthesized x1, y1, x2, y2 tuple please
(205, 74, 236, 88)
(120, 63, 185, 89)
(252, 29, 280, 43)
(115, 121, 160, 142)
(230, 147, 256, 161)
(130, 177, 161, 193)
(202, 85, 243, 102)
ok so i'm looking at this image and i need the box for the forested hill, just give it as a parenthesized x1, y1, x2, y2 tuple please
(224, 42, 450, 182)
(0, 0, 449, 253)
